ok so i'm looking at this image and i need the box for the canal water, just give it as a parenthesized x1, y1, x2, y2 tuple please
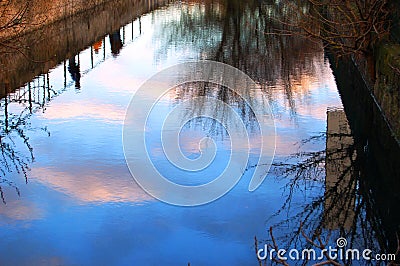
(0, 0, 399, 265)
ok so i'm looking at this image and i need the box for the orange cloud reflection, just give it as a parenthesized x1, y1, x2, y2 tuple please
(0, 199, 44, 221)
(31, 167, 152, 204)
(41, 101, 126, 123)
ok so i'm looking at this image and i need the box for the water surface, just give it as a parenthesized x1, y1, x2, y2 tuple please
(0, 0, 398, 265)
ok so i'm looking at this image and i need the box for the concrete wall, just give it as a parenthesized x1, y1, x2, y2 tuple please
(324, 109, 356, 230)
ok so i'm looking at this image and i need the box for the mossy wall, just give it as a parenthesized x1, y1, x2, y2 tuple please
(374, 43, 400, 139)
(351, 0, 400, 142)
(370, 0, 400, 141)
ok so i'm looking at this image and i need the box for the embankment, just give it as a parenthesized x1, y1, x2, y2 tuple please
(0, 0, 168, 97)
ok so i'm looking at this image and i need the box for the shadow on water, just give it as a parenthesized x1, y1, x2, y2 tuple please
(258, 57, 400, 264)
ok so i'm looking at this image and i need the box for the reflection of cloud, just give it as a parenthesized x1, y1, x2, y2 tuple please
(178, 131, 204, 155)
(29, 256, 65, 266)
(40, 101, 125, 123)
(150, 130, 266, 159)
(31, 168, 152, 203)
(92, 64, 146, 94)
(0, 199, 44, 221)
(271, 60, 341, 123)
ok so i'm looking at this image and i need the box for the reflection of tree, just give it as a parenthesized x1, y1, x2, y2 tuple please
(153, 0, 332, 116)
(273, 0, 390, 58)
(0, 0, 30, 52)
(168, 81, 262, 138)
(264, 0, 391, 84)
(0, 104, 32, 203)
(256, 109, 400, 265)
(0, 0, 50, 61)
(0, 84, 50, 204)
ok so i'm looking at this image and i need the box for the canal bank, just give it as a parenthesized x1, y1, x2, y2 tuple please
(329, 51, 400, 256)
(351, 0, 400, 143)
(326, 1, 400, 254)
(0, 0, 168, 97)
(0, 0, 143, 39)
(0, 0, 119, 44)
